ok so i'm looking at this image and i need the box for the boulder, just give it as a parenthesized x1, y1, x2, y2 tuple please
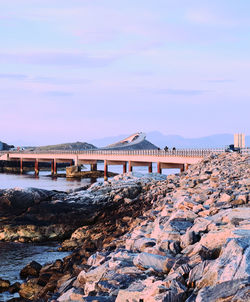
(133, 252, 175, 273)
(196, 235, 250, 289)
(0, 278, 10, 291)
(20, 260, 42, 279)
(8, 281, 21, 294)
(19, 278, 43, 300)
(0, 188, 54, 216)
(196, 277, 250, 302)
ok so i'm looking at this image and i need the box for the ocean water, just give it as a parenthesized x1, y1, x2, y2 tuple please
(0, 242, 70, 301)
(0, 164, 179, 301)
(0, 163, 179, 191)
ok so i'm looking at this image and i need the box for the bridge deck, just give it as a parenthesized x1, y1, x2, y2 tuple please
(0, 149, 219, 164)
(0, 148, 232, 177)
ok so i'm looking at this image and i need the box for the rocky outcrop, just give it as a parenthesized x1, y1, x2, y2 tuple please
(0, 141, 14, 151)
(0, 176, 152, 243)
(66, 166, 117, 178)
(52, 153, 249, 302)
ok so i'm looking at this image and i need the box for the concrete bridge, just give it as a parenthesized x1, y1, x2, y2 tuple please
(0, 149, 222, 179)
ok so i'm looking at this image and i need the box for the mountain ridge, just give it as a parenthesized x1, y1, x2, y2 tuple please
(90, 132, 250, 149)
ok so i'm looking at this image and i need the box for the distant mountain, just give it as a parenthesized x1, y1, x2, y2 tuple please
(33, 141, 97, 151)
(0, 141, 14, 151)
(90, 132, 250, 149)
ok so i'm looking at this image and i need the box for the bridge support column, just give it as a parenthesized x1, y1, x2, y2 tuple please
(128, 161, 133, 172)
(20, 158, 23, 174)
(180, 164, 185, 172)
(157, 162, 162, 174)
(91, 163, 97, 171)
(35, 159, 39, 176)
(53, 159, 57, 175)
(104, 160, 108, 181)
(184, 164, 189, 171)
(123, 163, 127, 174)
(148, 163, 152, 173)
(51, 160, 54, 175)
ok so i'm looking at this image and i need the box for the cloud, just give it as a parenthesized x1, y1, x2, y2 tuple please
(151, 88, 207, 96)
(0, 52, 117, 68)
(185, 5, 250, 28)
(0, 73, 27, 80)
(32, 76, 91, 85)
(0, 73, 91, 85)
(43, 91, 74, 97)
(207, 79, 234, 83)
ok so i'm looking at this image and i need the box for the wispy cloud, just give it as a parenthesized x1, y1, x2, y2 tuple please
(0, 73, 91, 86)
(207, 79, 234, 83)
(0, 73, 27, 80)
(185, 5, 250, 28)
(151, 88, 207, 96)
(43, 91, 74, 97)
(31, 76, 91, 85)
(0, 52, 117, 68)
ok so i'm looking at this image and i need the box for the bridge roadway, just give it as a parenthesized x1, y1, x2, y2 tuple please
(0, 149, 217, 179)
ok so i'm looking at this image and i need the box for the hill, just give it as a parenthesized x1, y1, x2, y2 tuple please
(0, 141, 14, 151)
(33, 141, 97, 151)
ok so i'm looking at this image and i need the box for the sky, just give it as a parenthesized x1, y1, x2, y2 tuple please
(0, 0, 249, 145)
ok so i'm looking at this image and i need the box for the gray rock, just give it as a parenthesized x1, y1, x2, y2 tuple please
(196, 277, 250, 302)
(133, 252, 174, 273)
(197, 236, 250, 289)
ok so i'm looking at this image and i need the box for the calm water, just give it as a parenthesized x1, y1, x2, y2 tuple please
(0, 164, 178, 301)
(0, 163, 178, 191)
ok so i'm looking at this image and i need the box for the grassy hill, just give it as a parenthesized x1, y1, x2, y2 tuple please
(33, 141, 97, 151)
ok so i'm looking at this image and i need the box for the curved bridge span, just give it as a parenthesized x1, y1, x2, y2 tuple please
(0, 149, 222, 179)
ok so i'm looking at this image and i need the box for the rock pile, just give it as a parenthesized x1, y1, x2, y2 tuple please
(1, 153, 250, 301)
(55, 153, 250, 302)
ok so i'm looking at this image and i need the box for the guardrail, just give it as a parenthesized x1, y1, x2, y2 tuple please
(0, 148, 227, 157)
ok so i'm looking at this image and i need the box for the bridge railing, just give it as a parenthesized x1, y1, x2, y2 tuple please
(2, 148, 226, 157)
(240, 147, 250, 154)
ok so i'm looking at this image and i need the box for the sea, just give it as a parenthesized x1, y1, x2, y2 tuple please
(0, 164, 178, 301)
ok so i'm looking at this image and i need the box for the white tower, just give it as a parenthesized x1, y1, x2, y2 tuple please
(234, 133, 245, 148)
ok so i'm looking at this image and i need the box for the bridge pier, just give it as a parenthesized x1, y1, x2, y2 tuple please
(148, 163, 152, 173)
(35, 159, 39, 176)
(20, 158, 23, 174)
(91, 163, 97, 171)
(128, 161, 133, 172)
(104, 160, 108, 181)
(123, 163, 127, 174)
(157, 162, 162, 174)
(74, 156, 79, 167)
(53, 159, 57, 175)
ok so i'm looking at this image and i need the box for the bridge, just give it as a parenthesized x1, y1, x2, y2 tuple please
(0, 149, 223, 179)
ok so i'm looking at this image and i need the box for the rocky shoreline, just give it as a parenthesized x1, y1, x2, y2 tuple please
(0, 153, 249, 301)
